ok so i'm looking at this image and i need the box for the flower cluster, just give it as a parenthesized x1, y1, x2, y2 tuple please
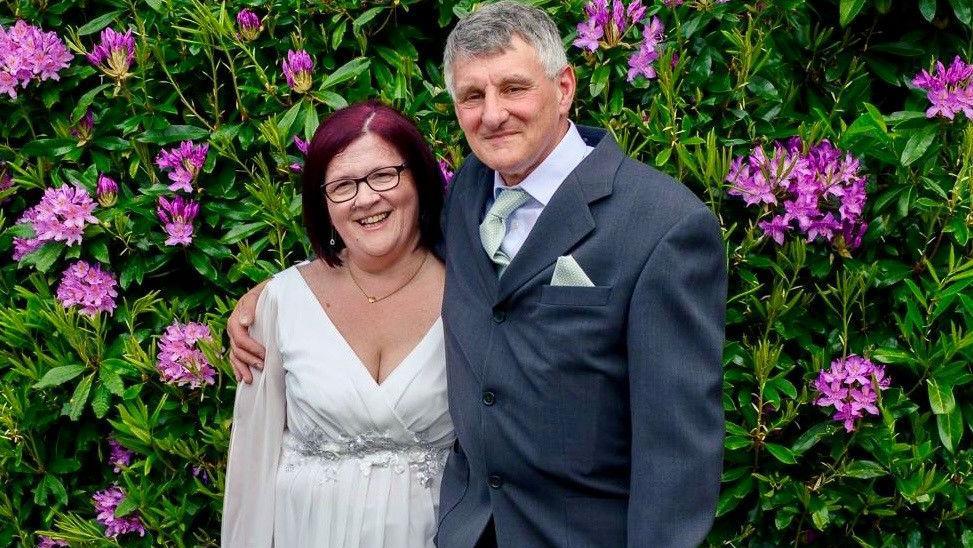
(236, 9, 262, 42)
(627, 17, 665, 82)
(573, 0, 646, 52)
(156, 195, 200, 246)
(56, 261, 118, 316)
(156, 321, 217, 388)
(282, 49, 314, 93)
(13, 184, 99, 261)
(87, 28, 136, 81)
(290, 135, 310, 172)
(727, 138, 868, 253)
(92, 485, 146, 539)
(155, 140, 208, 192)
(814, 355, 890, 432)
(108, 438, 134, 472)
(71, 108, 95, 142)
(912, 56, 973, 121)
(96, 174, 118, 207)
(0, 21, 73, 99)
(36, 537, 68, 548)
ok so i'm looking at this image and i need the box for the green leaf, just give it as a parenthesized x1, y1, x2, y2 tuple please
(715, 475, 754, 517)
(352, 7, 385, 32)
(19, 242, 64, 273)
(77, 11, 125, 35)
(277, 101, 304, 136)
(114, 495, 139, 517)
(839, 0, 867, 26)
(67, 374, 94, 421)
(89, 240, 110, 264)
(764, 443, 797, 464)
(844, 460, 887, 479)
(927, 379, 956, 414)
(33, 365, 86, 389)
(321, 58, 371, 89)
(138, 125, 210, 145)
(21, 138, 78, 158)
(937, 407, 963, 452)
(221, 222, 265, 245)
(331, 21, 348, 50)
(91, 384, 111, 418)
(99, 361, 126, 396)
(315, 90, 348, 110)
(919, 0, 936, 21)
(589, 64, 610, 97)
(791, 422, 836, 455)
(948, 0, 972, 26)
(189, 250, 218, 281)
(72, 84, 111, 122)
(900, 125, 937, 166)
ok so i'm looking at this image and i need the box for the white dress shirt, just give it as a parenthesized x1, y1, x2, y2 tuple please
(487, 122, 593, 261)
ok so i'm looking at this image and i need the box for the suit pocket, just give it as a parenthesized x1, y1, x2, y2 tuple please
(539, 285, 612, 307)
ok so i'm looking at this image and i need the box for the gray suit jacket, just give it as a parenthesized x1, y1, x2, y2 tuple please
(436, 126, 727, 547)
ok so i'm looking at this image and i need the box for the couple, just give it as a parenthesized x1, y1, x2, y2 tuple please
(222, 2, 727, 547)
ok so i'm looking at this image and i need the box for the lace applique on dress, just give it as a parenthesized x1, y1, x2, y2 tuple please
(281, 428, 450, 487)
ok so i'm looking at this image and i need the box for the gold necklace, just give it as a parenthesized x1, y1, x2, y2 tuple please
(346, 251, 429, 303)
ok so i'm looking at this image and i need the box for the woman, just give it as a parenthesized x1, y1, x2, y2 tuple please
(222, 101, 453, 547)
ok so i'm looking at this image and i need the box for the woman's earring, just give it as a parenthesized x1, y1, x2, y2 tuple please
(329, 226, 336, 247)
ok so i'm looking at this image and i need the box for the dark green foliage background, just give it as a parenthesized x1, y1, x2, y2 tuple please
(0, 0, 971, 545)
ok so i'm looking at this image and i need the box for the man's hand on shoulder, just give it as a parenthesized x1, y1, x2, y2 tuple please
(228, 279, 270, 384)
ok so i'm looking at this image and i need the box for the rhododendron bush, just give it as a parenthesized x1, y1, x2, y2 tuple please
(1, 0, 971, 545)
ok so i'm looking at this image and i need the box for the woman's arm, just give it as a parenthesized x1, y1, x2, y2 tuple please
(228, 279, 270, 384)
(222, 279, 285, 547)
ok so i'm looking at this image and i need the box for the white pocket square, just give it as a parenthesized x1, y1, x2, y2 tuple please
(550, 255, 595, 287)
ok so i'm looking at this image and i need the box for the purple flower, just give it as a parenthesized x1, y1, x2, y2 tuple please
(108, 438, 134, 472)
(92, 485, 146, 539)
(290, 136, 309, 172)
(56, 261, 119, 316)
(282, 49, 314, 93)
(96, 174, 119, 207)
(439, 158, 455, 188)
(156, 321, 217, 388)
(155, 141, 208, 192)
(912, 56, 973, 120)
(0, 162, 12, 204)
(36, 537, 68, 548)
(627, 17, 665, 82)
(727, 138, 868, 253)
(13, 184, 99, 261)
(192, 465, 211, 484)
(71, 108, 95, 142)
(0, 21, 73, 99)
(236, 9, 262, 41)
(156, 195, 200, 246)
(87, 28, 136, 81)
(814, 355, 890, 432)
(574, 0, 646, 51)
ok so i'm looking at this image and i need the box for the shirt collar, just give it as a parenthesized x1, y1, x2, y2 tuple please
(492, 121, 593, 206)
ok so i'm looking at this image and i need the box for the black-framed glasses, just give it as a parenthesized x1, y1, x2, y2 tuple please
(322, 163, 408, 203)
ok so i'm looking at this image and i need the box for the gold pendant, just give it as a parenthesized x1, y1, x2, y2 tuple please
(368, 297, 376, 303)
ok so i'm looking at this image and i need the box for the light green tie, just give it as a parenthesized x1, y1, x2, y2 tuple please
(480, 187, 530, 276)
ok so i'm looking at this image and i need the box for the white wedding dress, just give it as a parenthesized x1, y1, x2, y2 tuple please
(222, 266, 454, 547)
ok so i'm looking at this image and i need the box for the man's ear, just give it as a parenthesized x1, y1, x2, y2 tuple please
(557, 65, 577, 116)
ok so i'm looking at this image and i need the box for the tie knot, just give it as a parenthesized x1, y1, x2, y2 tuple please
(489, 188, 530, 221)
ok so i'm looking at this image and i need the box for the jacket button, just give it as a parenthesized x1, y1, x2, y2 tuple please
(492, 310, 506, 323)
(488, 474, 503, 489)
(482, 391, 496, 406)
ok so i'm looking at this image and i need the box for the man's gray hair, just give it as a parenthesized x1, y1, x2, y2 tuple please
(443, 1, 568, 98)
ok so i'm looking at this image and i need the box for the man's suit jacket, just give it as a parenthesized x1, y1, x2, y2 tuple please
(436, 126, 727, 548)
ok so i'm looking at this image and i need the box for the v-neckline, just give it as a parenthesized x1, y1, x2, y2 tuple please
(292, 267, 442, 389)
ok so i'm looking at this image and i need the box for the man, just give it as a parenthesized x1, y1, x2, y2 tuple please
(229, 2, 726, 546)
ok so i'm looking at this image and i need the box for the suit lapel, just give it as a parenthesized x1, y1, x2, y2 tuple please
(457, 161, 499, 298)
(495, 127, 622, 305)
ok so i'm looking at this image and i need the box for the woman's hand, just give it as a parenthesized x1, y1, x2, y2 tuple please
(228, 280, 270, 383)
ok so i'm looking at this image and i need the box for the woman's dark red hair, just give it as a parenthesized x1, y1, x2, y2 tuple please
(301, 100, 445, 267)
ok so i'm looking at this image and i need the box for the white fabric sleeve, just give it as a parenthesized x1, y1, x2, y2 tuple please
(222, 279, 286, 547)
